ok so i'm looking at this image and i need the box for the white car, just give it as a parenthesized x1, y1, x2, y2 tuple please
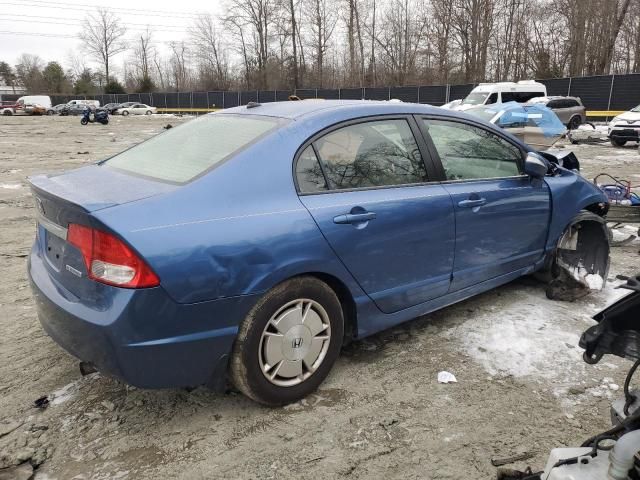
(118, 103, 157, 116)
(608, 104, 640, 147)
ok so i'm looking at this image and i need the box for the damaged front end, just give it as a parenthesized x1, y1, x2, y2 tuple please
(545, 211, 611, 301)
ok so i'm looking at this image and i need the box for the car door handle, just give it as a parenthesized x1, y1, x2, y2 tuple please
(458, 198, 487, 208)
(333, 212, 377, 224)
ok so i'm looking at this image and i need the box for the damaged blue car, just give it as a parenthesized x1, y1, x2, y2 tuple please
(28, 100, 610, 405)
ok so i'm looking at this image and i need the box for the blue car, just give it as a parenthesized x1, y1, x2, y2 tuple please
(28, 100, 610, 405)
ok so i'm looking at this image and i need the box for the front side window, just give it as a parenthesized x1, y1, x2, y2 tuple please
(104, 114, 280, 183)
(422, 119, 522, 181)
(313, 119, 428, 190)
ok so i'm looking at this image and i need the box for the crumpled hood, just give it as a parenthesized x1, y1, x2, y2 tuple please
(29, 164, 176, 212)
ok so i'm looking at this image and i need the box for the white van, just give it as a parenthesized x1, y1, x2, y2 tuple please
(451, 81, 547, 111)
(67, 99, 100, 108)
(17, 95, 52, 114)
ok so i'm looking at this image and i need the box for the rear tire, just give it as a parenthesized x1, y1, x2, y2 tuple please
(80, 118, 88, 125)
(145, 110, 152, 115)
(568, 116, 582, 130)
(230, 276, 344, 406)
(122, 110, 129, 116)
(611, 138, 627, 147)
(2, 110, 11, 116)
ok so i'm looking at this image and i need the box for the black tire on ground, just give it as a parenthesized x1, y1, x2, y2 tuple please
(568, 116, 582, 130)
(80, 118, 88, 125)
(101, 119, 109, 125)
(229, 276, 344, 406)
(2, 110, 11, 116)
(122, 110, 129, 116)
(47, 110, 54, 116)
(145, 110, 152, 115)
(611, 138, 627, 147)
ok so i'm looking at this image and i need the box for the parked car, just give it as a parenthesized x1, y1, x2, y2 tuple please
(111, 102, 138, 114)
(66, 99, 100, 109)
(117, 103, 157, 115)
(0, 100, 20, 115)
(451, 81, 547, 111)
(608, 104, 640, 147)
(466, 101, 567, 151)
(527, 96, 586, 129)
(28, 101, 609, 406)
(51, 104, 68, 114)
(102, 103, 121, 114)
(59, 104, 90, 116)
(17, 95, 52, 115)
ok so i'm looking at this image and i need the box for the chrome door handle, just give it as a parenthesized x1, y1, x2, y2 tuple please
(458, 198, 487, 208)
(333, 212, 377, 224)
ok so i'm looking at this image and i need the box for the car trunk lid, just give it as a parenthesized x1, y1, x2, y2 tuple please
(29, 165, 175, 299)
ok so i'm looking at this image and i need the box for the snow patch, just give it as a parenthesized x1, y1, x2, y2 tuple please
(584, 274, 604, 290)
(51, 373, 99, 405)
(445, 293, 585, 379)
(0, 183, 22, 189)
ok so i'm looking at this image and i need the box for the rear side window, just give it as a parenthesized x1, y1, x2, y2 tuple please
(313, 119, 428, 190)
(296, 146, 327, 193)
(422, 119, 522, 180)
(104, 114, 279, 183)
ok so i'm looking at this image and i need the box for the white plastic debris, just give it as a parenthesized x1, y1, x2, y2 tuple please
(438, 371, 457, 384)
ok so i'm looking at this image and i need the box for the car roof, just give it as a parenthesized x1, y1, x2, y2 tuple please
(218, 99, 448, 120)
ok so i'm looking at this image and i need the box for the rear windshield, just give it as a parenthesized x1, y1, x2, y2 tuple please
(103, 114, 280, 183)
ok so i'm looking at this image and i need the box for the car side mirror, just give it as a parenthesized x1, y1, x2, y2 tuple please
(524, 152, 548, 178)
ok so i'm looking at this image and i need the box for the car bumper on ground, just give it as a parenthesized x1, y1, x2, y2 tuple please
(28, 244, 259, 390)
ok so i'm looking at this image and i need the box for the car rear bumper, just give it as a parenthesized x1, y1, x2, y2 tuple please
(28, 244, 259, 389)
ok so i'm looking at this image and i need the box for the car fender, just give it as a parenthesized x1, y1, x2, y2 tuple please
(544, 168, 608, 250)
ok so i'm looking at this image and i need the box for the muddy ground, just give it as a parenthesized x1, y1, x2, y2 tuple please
(0, 115, 639, 480)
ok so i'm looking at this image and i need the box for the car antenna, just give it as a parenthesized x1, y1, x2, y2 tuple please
(246, 101, 261, 109)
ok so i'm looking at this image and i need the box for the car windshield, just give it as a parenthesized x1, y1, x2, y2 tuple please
(631, 105, 640, 112)
(103, 114, 281, 183)
(461, 92, 488, 105)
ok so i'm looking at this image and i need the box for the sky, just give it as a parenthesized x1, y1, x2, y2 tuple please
(0, 0, 225, 73)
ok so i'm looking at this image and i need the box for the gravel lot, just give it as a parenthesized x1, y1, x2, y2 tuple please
(0, 115, 639, 480)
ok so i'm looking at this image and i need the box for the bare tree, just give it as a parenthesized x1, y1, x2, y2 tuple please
(306, 0, 337, 86)
(78, 8, 127, 83)
(191, 14, 230, 89)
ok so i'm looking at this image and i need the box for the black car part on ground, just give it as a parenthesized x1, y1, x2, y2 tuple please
(499, 276, 640, 479)
(581, 275, 640, 364)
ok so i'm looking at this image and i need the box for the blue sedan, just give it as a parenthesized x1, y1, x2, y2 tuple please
(28, 100, 609, 405)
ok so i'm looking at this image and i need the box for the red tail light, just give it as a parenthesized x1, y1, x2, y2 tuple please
(67, 224, 159, 288)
